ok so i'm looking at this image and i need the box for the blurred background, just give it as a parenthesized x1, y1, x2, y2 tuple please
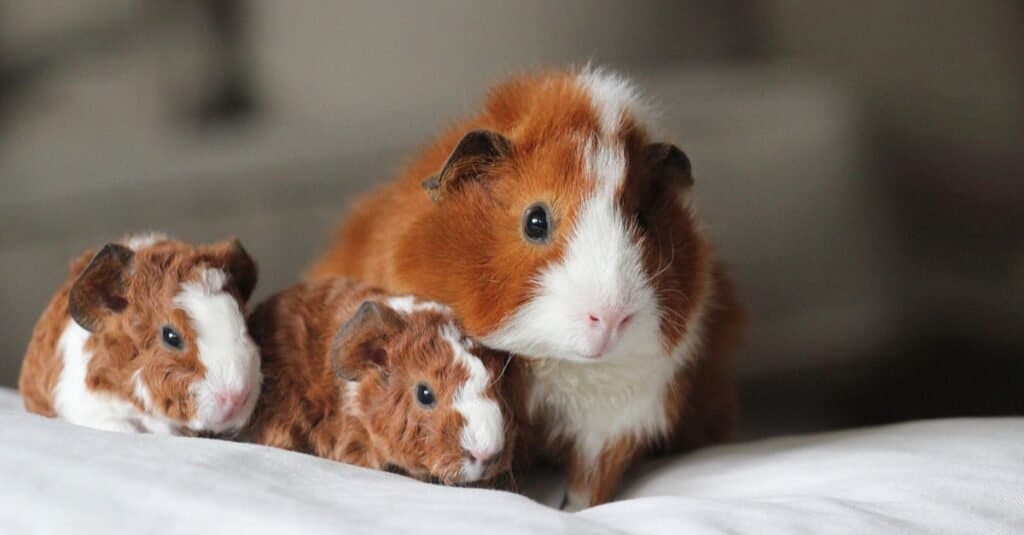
(1, 1, 1021, 439)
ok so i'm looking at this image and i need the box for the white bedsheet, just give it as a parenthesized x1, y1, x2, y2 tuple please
(1, 387, 1021, 534)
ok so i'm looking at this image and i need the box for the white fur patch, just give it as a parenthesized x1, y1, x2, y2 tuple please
(173, 268, 261, 433)
(584, 136, 628, 196)
(53, 320, 145, 433)
(563, 489, 592, 513)
(576, 67, 655, 138)
(385, 295, 451, 315)
(132, 370, 153, 411)
(442, 324, 504, 483)
(527, 343, 677, 468)
(343, 381, 362, 417)
(123, 232, 169, 251)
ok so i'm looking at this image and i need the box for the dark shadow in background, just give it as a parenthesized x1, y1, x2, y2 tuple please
(743, 1, 1024, 438)
(0, 0, 256, 132)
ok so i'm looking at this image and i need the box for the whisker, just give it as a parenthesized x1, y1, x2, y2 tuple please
(489, 353, 515, 388)
(658, 303, 690, 323)
(647, 228, 677, 285)
(656, 304, 694, 333)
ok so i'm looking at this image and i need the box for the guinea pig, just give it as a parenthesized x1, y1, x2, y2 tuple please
(307, 67, 746, 509)
(18, 233, 261, 436)
(242, 277, 520, 486)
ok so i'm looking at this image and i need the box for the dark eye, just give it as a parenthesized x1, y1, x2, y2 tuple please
(414, 382, 436, 408)
(522, 203, 551, 243)
(161, 325, 184, 350)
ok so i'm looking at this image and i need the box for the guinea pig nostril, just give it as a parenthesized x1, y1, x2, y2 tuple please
(587, 314, 601, 324)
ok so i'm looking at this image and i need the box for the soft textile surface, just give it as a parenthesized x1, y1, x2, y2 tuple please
(1, 387, 1021, 534)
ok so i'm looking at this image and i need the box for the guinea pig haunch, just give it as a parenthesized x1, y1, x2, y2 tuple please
(308, 67, 746, 509)
(243, 278, 519, 486)
(18, 233, 262, 435)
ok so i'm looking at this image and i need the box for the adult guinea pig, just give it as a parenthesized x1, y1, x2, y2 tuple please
(243, 277, 520, 486)
(18, 233, 261, 435)
(308, 67, 746, 509)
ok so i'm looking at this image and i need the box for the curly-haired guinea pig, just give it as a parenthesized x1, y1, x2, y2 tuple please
(308, 67, 746, 509)
(243, 277, 519, 486)
(18, 233, 261, 435)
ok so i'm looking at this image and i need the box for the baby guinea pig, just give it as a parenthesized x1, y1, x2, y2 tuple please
(18, 233, 261, 435)
(243, 277, 519, 486)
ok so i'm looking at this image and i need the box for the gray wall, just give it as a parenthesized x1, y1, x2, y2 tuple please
(3, 1, 1020, 436)
(1, 0, 737, 386)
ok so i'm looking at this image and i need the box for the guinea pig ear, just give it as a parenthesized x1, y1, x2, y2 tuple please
(645, 142, 694, 191)
(212, 238, 258, 303)
(68, 243, 134, 332)
(422, 129, 512, 202)
(330, 301, 407, 382)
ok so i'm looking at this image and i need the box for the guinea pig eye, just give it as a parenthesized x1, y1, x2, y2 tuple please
(160, 325, 184, 350)
(522, 203, 551, 244)
(414, 382, 436, 409)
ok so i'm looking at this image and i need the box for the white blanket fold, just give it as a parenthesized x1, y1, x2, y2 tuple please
(1, 388, 1020, 534)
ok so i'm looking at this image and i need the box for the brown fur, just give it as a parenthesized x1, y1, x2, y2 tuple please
(18, 251, 96, 416)
(18, 236, 258, 432)
(243, 277, 521, 486)
(308, 70, 745, 505)
(567, 434, 643, 507)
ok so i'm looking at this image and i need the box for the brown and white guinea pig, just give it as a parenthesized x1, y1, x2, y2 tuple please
(243, 277, 520, 486)
(308, 67, 746, 509)
(18, 233, 261, 436)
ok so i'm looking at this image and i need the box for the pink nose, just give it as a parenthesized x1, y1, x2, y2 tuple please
(465, 448, 500, 465)
(582, 308, 633, 358)
(215, 388, 249, 422)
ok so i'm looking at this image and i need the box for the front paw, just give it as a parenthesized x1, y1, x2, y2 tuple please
(87, 419, 143, 434)
(560, 490, 591, 512)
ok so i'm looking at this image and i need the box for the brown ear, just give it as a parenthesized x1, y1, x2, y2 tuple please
(212, 238, 258, 302)
(645, 142, 694, 190)
(422, 129, 512, 202)
(68, 243, 134, 332)
(330, 301, 407, 381)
